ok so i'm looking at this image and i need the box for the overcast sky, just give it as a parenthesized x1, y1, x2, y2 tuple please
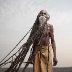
(0, 0, 72, 67)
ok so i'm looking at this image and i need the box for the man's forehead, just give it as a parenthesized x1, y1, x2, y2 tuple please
(40, 10, 48, 14)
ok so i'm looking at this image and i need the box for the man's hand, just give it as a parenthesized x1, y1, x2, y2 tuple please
(53, 57, 58, 66)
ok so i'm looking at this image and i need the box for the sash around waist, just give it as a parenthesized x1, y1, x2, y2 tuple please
(37, 44, 52, 52)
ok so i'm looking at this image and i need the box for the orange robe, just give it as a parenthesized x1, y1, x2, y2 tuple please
(33, 45, 53, 72)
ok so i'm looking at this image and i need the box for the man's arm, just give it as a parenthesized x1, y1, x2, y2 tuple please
(49, 24, 57, 66)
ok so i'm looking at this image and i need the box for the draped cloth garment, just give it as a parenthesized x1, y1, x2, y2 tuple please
(33, 45, 53, 72)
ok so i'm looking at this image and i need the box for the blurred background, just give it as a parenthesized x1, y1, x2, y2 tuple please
(0, 0, 72, 68)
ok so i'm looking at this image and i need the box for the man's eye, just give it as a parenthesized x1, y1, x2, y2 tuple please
(44, 13, 46, 15)
(40, 13, 43, 14)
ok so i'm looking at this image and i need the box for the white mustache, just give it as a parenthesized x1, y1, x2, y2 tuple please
(39, 16, 46, 26)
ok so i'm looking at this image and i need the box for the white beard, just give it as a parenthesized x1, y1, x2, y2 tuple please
(39, 16, 47, 27)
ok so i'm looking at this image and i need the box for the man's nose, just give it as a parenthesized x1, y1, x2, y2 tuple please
(42, 14, 44, 16)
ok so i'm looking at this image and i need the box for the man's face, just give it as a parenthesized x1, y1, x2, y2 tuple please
(39, 10, 48, 17)
(38, 10, 49, 26)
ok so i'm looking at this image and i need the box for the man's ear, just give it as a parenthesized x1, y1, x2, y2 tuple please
(47, 14, 50, 20)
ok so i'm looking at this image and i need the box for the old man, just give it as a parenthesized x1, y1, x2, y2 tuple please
(26, 10, 58, 72)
